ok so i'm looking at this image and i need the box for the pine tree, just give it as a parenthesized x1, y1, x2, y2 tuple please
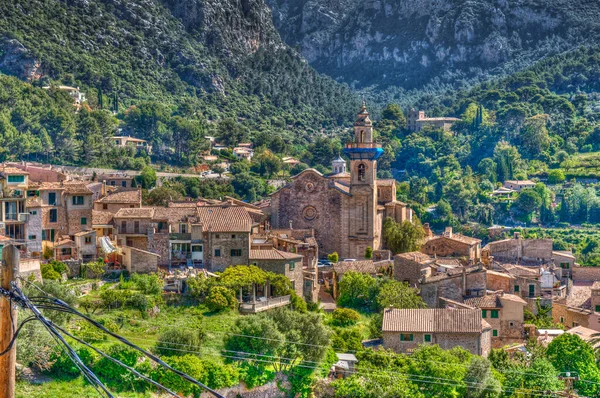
(97, 87, 103, 109)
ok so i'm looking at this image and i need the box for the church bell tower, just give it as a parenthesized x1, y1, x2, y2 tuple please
(342, 102, 384, 257)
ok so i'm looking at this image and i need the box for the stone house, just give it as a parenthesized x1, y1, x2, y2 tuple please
(0, 167, 29, 245)
(393, 251, 435, 287)
(382, 308, 492, 357)
(114, 207, 155, 250)
(483, 236, 553, 263)
(94, 189, 142, 213)
(421, 227, 482, 262)
(112, 136, 152, 153)
(54, 235, 78, 261)
(406, 109, 460, 133)
(92, 210, 116, 240)
(73, 230, 97, 262)
(25, 196, 42, 257)
(97, 174, 134, 189)
(553, 282, 600, 331)
(553, 250, 576, 278)
(270, 105, 412, 259)
(249, 249, 304, 297)
(419, 265, 487, 308)
(463, 292, 527, 348)
(121, 245, 159, 274)
(503, 180, 536, 192)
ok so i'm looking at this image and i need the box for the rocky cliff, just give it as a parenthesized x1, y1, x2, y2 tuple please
(267, 0, 600, 90)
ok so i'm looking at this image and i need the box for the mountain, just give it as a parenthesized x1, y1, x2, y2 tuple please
(267, 0, 600, 92)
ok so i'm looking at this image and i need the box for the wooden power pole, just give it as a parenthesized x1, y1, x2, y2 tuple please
(0, 245, 19, 398)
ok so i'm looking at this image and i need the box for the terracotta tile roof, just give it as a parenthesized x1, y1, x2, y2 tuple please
(250, 249, 303, 261)
(196, 206, 252, 232)
(168, 201, 201, 208)
(93, 210, 114, 225)
(499, 263, 539, 277)
(395, 251, 433, 264)
(333, 260, 379, 276)
(377, 179, 396, 186)
(114, 208, 155, 219)
(74, 230, 95, 237)
(331, 181, 350, 195)
(464, 295, 502, 308)
(327, 172, 351, 178)
(0, 166, 29, 176)
(382, 308, 488, 333)
(97, 189, 141, 204)
(486, 270, 516, 279)
(61, 182, 93, 195)
(55, 236, 76, 247)
(26, 197, 42, 207)
(153, 207, 198, 224)
(567, 283, 593, 309)
(592, 281, 600, 290)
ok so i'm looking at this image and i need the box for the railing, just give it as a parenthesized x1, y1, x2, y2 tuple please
(344, 142, 382, 149)
(239, 295, 291, 313)
(5, 213, 17, 221)
(169, 233, 191, 241)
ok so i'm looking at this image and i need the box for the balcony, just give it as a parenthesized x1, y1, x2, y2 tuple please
(344, 142, 382, 149)
(239, 295, 291, 314)
(169, 233, 191, 241)
(4, 213, 17, 221)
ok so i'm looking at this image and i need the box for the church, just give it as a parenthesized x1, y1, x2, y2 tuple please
(270, 104, 413, 259)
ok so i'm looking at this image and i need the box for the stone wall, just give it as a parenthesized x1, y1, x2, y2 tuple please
(148, 233, 169, 266)
(41, 206, 67, 239)
(572, 266, 600, 282)
(271, 171, 344, 258)
(383, 331, 489, 356)
(199, 374, 290, 398)
(123, 246, 159, 274)
(253, 257, 304, 297)
(421, 237, 474, 260)
(65, 194, 93, 235)
(486, 239, 553, 262)
(206, 232, 250, 272)
(552, 302, 600, 331)
(17, 258, 42, 282)
(26, 207, 42, 254)
(393, 254, 429, 287)
(420, 268, 487, 308)
(486, 272, 513, 293)
(94, 202, 138, 213)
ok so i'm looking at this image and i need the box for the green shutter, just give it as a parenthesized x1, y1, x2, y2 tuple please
(514, 285, 520, 293)
(424, 334, 431, 343)
(482, 310, 487, 318)
(493, 330, 498, 337)
(491, 310, 499, 318)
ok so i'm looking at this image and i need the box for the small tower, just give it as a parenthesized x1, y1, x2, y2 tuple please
(332, 155, 347, 174)
(344, 102, 383, 186)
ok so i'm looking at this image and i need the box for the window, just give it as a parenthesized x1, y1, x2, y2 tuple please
(214, 249, 221, 257)
(7, 175, 25, 183)
(49, 209, 57, 223)
(573, 322, 579, 327)
(514, 285, 520, 293)
(596, 305, 600, 312)
(81, 217, 87, 225)
(72, 196, 84, 205)
(192, 245, 203, 252)
(28, 235, 36, 240)
(103, 204, 108, 210)
(424, 334, 432, 343)
(482, 310, 487, 318)
(231, 234, 236, 239)
(122, 181, 126, 187)
(61, 248, 70, 256)
(215, 234, 220, 239)
(561, 262, 570, 269)
(289, 261, 296, 271)
(491, 310, 499, 319)
(560, 317, 564, 323)
(180, 224, 187, 234)
(492, 330, 498, 337)
(134, 221, 140, 234)
(357, 163, 366, 181)
(111, 181, 116, 186)
(121, 221, 127, 233)
(400, 334, 414, 342)
(509, 322, 515, 327)
(48, 192, 56, 205)
(29, 210, 37, 215)
(84, 236, 92, 244)
(230, 249, 242, 257)
(528, 284, 535, 298)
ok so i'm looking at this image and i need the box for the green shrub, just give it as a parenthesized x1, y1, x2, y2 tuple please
(331, 308, 361, 327)
(206, 286, 237, 312)
(48, 346, 94, 377)
(154, 328, 205, 357)
(95, 345, 146, 390)
(100, 289, 132, 309)
(131, 273, 163, 295)
(238, 362, 276, 389)
(41, 263, 61, 281)
(290, 291, 307, 313)
(127, 293, 150, 313)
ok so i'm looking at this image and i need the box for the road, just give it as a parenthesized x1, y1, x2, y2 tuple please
(57, 165, 227, 180)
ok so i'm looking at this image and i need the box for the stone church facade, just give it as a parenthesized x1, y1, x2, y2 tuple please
(270, 104, 412, 259)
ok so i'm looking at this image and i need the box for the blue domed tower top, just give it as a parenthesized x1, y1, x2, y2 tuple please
(343, 102, 384, 161)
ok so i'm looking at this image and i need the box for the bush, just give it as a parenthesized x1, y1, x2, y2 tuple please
(331, 308, 361, 327)
(131, 273, 163, 295)
(48, 346, 94, 377)
(330, 327, 363, 352)
(95, 345, 146, 390)
(206, 286, 237, 312)
(154, 328, 205, 357)
(41, 263, 61, 281)
(100, 289, 132, 309)
(290, 291, 307, 313)
(127, 293, 150, 314)
(548, 169, 566, 184)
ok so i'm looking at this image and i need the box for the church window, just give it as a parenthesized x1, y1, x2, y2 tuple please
(358, 164, 366, 181)
(360, 130, 364, 142)
(303, 206, 318, 221)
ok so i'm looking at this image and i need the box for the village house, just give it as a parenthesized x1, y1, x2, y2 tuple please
(96, 173, 135, 189)
(94, 189, 142, 213)
(121, 245, 160, 274)
(42, 85, 86, 106)
(502, 180, 536, 192)
(420, 227, 482, 262)
(393, 251, 435, 287)
(233, 147, 254, 161)
(406, 109, 460, 133)
(419, 264, 487, 308)
(461, 292, 527, 348)
(382, 308, 492, 357)
(0, 167, 29, 247)
(249, 249, 304, 297)
(482, 234, 553, 263)
(270, 104, 413, 259)
(553, 282, 600, 331)
(112, 136, 152, 154)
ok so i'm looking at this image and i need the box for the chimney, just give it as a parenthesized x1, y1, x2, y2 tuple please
(462, 267, 467, 296)
(514, 232, 521, 240)
(445, 226, 453, 238)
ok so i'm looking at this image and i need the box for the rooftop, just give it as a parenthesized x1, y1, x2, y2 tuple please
(395, 251, 433, 264)
(196, 206, 253, 232)
(464, 292, 527, 308)
(153, 206, 198, 224)
(333, 260, 382, 276)
(92, 210, 115, 226)
(382, 308, 489, 333)
(97, 189, 141, 204)
(0, 167, 29, 176)
(249, 249, 303, 261)
(114, 207, 155, 219)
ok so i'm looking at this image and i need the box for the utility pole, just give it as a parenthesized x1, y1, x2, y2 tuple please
(0, 245, 19, 398)
(558, 372, 579, 398)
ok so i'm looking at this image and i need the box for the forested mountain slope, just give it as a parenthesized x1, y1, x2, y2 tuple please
(0, 0, 357, 166)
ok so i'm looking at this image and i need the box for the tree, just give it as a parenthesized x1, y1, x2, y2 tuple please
(155, 328, 205, 357)
(146, 186, 183, 206)
(337, 271, 378, 311)
(139, 166, 157, 189)
(331, 308, 361, 327)
(251, 150, 282, 178)
(212, 165, 225, 177)
(464, 357, 501, 398)
(376, 280, 425, 311)
(231, 172, 265, 202)
(383, 217, 425, 254)
(519, 114, 551, 157)
(364, 246, 373, 259)
(515, 188, 542, 218)
(519, 358, 562, 395)
(216, 118, 249, 147)
(547, 333, 600, 397)
(328, 252, 339, 263)
(547, 169, 566, 184)
(206, 286, 237, 312)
